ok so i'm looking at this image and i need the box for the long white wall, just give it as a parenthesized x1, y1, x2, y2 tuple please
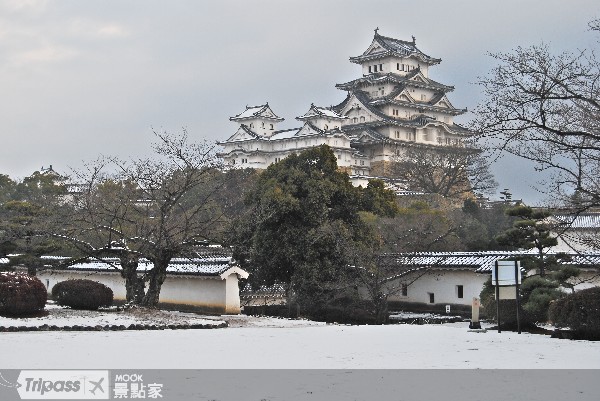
(35, 269, 243, 314)
(383, 269, 488, 306)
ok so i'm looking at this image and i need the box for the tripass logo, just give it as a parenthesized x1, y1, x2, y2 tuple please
(14, 370, 109, 400)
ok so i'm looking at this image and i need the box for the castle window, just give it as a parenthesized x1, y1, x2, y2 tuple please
(360, 160, 364, 166)
(392, 109, 398, 116)
(402, 284, 408, 296)
(250, 123, 254, 128)
(360, 116, 365, 122)
(374, 65, 378, 72)
(324, 124, 329, 130)
(456, 285, 464, 299)
(261, 122, 265, 128)
(421, 94, 426, 101)
(270, 124, 274, 130)
(369, 66, 372, 73)
(394, 131, 400, 139)
(353, 117, 358, 123)
(379, 64, 383, 71)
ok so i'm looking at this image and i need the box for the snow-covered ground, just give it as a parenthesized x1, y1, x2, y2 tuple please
(0, 304, 224, 328)
(1, 310, 599, 369)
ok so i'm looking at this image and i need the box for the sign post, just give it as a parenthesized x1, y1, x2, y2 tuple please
(492, 260, 522, 334)
(515, 262, 522, 334)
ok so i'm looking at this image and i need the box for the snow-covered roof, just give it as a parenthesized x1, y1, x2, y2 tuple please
(336, 70, 453, 93)
(381, 250, 600, 273)
(350, 31, 441, 66)
(230, 104, 284, 122)
(28, 255, 246, 277)
(552, 214, 600, 229)
(268, 128, 302, 140)
(296, 104, 346, 121)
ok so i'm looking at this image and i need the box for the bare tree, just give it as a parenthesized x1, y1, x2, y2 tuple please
(391, 145, 497, 198)
(473, 20, 600, 209)
(60, 130, 225, 307)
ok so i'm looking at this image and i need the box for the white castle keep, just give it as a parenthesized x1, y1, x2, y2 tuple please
(218, 29, 474, 185)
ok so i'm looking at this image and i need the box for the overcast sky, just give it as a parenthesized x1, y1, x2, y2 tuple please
(1, 0, 598, 204)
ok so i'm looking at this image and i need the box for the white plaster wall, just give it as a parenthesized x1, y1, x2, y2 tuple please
(552, 232, 600, 253)
(158, 276, 225, 308)
(243, 118, 279, 137)
(37, 270, 244, 313)
(349, 176, 371, 187)
(38, 270, 128, 300)
(361, 56, 430, 78)
(224, 274, 241, 314)
(571, 270, 600, 290)
(383, 270, 488, 306)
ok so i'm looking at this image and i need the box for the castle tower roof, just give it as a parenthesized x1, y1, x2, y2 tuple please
(296, 104, 347, 121)
(350, 29, 441, 66)
(230, 103, 284, 122)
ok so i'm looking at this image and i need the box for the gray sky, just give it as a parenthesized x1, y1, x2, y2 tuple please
(1, 0, 598, 204)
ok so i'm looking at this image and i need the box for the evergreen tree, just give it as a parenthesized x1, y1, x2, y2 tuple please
(228, 145, 398, 317)
(485, 205, 580, 327)
(0, 170, 68, 274)
(496, 205, 557, 276)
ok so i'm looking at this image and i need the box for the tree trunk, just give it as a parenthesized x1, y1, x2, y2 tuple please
(537, 246, 545, 277)
(284, 284, 299, 318)
(141, 255, 171, 308)
(119, 254, 144, 304)
(373, 293, 388, 324)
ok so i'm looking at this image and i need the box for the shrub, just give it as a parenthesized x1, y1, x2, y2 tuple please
(549, 287, 600, 340)
(0, 272, 47, 316)
(52, 279, 113, 310)
(480, 276, 560, 330)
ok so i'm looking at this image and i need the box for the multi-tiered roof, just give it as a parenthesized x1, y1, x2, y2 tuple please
(219, 30, 474, 182)
(333, 30, 473, 146)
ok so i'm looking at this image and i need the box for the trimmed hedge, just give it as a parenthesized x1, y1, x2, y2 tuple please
(52, 279, 113, 310)
(549, 287, 600, 340)
(0, 272, 47, 316)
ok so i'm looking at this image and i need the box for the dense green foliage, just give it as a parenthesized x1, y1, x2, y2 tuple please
(481, 205, 580, 329)
(52, 279, 113, 310)
(229, 145, 398, 317)
(549, 287, 600, 340)
(0, 170, 69, 274)
(496, 206, 558, 276)
(481, 273, 563, 329)
(0, 272, 47, 315)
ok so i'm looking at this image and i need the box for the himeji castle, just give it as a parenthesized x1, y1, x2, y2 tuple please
(218, 29, 474, 185)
